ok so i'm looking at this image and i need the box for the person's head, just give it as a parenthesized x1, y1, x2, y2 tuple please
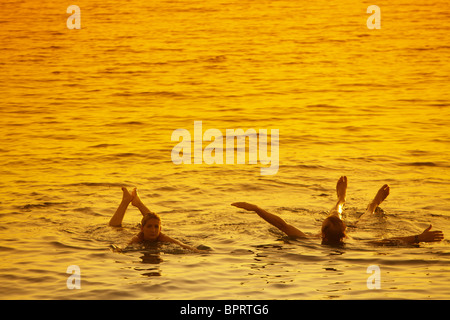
(321, 215, 347, 246)
(140, 212, 162, 241)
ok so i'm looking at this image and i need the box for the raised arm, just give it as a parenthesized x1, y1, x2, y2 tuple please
(231, 202, 308, 239)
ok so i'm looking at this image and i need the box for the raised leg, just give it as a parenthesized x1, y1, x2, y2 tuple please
(329, 176, 347, 219)
(131, 188, 153, 215)
(108, 187, 134, 227)
(357, 184, 390, 223)
(366, 184, 390, 214)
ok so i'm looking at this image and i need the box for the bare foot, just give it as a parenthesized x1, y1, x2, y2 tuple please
(367, 184, 390, 213)
(336, 176, 347, 204)
(121, 187, 134, 203)
(131, 187, 143, 207)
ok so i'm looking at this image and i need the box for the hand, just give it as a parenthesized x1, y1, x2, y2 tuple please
(231, 202, 258, 212)
(418, 225, 444, 243)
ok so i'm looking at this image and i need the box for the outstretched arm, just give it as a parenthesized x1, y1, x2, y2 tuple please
(119, 233, 207, 253)
(389, 225, 444, 244)
(373, 225, 444, 245)
(159, 233, 205, 253)
(231, 202, 308, 239)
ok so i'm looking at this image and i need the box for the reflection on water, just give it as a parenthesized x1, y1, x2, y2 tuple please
(138, 252, 163, 277)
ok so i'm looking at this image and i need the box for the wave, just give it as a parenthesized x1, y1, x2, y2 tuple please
(398, 161, 450, 167)
(74, 207, 103, 217)
(110, 91, 187, 98)
(0, 245, 15, 252)
(89, 143, 121, 148)
(66, 182, 128, 188)
(16, 201, 69, 211)
(107, 121, 146, 126)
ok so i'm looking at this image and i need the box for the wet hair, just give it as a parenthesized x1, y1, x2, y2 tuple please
(140, 212, 161, 227)
(321, 216, 346, 246)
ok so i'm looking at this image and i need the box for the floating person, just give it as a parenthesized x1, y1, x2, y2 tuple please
(232, 176, 444, 246)
(109, 187, 206, 252)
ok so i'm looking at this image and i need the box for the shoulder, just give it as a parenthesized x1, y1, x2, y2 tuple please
(130, 232, 144, 243)
(158, 233, 179, 244)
